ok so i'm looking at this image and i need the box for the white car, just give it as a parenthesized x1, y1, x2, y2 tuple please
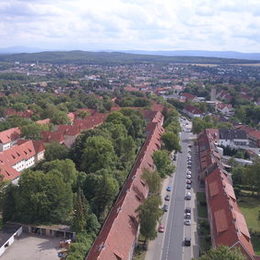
(184, 220, 191, 226)
(186, 174, 192, 179)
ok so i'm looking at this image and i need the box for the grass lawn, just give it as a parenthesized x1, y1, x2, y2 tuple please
(251, 234, 260, 255)
(239, 196, 260, 232)
(197, 192, 208, 218)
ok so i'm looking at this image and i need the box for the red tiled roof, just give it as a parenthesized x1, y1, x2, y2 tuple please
(41, 130, 65, 144)
(36, 118, 50, 125)
(0, 127, 21, 144)
(248, 130, 260, 140)
(184, 105, 202, 115)
(0, 163, 20, 180)
(182, 92, 196, 100)
(86, 112, 164, 260)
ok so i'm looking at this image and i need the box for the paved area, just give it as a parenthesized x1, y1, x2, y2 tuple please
(1, 234, 61, 260)
(145, 117, 200, 260)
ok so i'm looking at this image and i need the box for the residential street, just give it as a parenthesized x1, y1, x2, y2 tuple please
(145, 119, 199, 260)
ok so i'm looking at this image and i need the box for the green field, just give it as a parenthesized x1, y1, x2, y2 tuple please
(239, 196, 260, 232)
(239, 196, 260, 255)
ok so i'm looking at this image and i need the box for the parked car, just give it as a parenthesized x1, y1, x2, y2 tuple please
(163, 204, 168, 212)
(185, 207, 191, 213)
(158, 224, 165, 233)
(166, 186, 172, 192)
(184, 220, 191, 226)
(186, 184, 192, 189)
(186, 179, 192, 184)
(165, 195, 170, 201)
(185, 192, 191, 200)
(185, 213, 191, 219)
(184, 237, 191, 246)
(186, 174, 192, 179)
(186, 170, 191, 175)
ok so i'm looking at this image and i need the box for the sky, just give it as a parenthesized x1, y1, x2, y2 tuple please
(0, 0, 260, 52)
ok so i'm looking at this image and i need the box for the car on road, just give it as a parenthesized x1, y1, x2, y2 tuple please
(186, 184, 192, 189)
(187, 170, 191, 175)
(185, 213, 191, 219)
(165, 194, 170, 201)
(185, 192, 191, 200)
(184, 237, 191, 246)
(186, 174, 192, 179)
(166, 186, 172, 192)
(163, 204, 168, 212)
(184, 220, 191, 226)
(158, 224, 165, 233)
(186, 179, 192, 184)
(185, 207, 191, 213)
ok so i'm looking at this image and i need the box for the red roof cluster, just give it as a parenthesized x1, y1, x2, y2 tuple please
(0, 140, 45, 180)
(4, 108, 33, 118)
(184, 104, 203, 115)
(86, 111, 164, 260)
(0, 127, 21, 144)
(198, 129, 258, 260)
(41, 112, 108, 146)
(181, 92, 196, 101)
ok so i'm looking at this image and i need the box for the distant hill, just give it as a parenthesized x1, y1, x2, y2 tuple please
(122, 50, 260, 61)
(0, 50, 259, 65)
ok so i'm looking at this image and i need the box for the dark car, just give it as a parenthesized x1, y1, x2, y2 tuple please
(185, 207, 191, 213)
(186, 179, 192, 184)
(163, 204, 168, 212)
(186, 184, 191, 189)
(165, 195, 170, 201)
(166, 186, 172, 192)
(184, 237, 191, 246)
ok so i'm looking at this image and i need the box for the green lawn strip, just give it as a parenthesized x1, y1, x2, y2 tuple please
(197, 192, 208, 218)
(239, 196, 260, 232)
(251, 234, 260, 255)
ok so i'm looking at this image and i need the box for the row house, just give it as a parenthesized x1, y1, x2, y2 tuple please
(197, 129, 258, 260)
(0, 127, 21, 152)
(0, 140, 45, 181)
(86, 111, 164, 260)
(183, 105, 203, 119)
(218, 128, 249, 148)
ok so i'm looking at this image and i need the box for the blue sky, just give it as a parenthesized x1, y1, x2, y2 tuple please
(0, 0, 260, 52)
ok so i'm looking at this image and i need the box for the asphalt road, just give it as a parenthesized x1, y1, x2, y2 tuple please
(160, 131, 191, 260)
(145, 120, 199, 260)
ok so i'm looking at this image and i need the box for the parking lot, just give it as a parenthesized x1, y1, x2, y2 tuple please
(1, 233, 61, 260)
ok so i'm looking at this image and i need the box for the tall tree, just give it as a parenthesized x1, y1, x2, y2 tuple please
(142, 170, 161, 195)
(161, 132, 181, 152)
(44, 142, 69, 161)
(80, 136, 117, 173)
(136, 195, 162, 242)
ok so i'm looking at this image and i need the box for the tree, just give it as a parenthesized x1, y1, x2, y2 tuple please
(41, 159, 78, 186)
(142, 170, 161, 195)
(14, 170, 73, 224)
(21, 122, 48, 140)
(80, 136, 117, 173)
(136, 195, 162, 242)
(152, 150, 175, 178)
(244, 159, 260, 195)
(92, 174, 119, 220)
(195, 245, 246, 260)
(161, 132, 181, 152)
(72, 188, 89, 233)
(44, 142, 69, 161)
(51, 110, 70, 125)
(106, 111, 132, 132)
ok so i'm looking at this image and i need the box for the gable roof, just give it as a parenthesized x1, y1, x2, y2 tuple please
(0, 127, 21, 144)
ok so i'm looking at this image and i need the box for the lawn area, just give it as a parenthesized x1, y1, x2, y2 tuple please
(251, 234, 260, 255)
(197, 192, 208, 218)
(132, 249, 146, 260)
(239, 196, 260, 232)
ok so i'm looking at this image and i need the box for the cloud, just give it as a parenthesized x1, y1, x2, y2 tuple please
(0, 0, 259, 52)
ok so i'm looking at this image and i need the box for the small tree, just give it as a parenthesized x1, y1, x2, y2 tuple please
(161, 132, 181, 152)
(142, 170, 161, 195)
(136, 195, 162, 242)
(195, 245, 246, 260)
